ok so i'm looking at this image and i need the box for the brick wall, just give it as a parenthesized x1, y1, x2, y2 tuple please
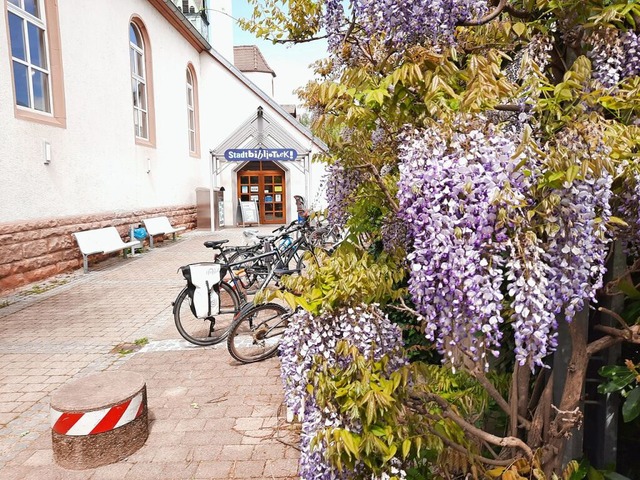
(0, 205, 196, 293)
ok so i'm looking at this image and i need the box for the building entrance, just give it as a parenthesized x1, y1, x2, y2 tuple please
(237, 162, 286, 224)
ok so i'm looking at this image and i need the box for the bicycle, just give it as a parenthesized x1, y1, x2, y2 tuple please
(226, 268, 301, 363)
(172, 225, 310, 346)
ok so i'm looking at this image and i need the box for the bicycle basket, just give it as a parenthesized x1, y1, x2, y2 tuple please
(180, 263, 221, 318)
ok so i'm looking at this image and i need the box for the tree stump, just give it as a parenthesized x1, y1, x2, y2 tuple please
(50, 371, 148, 469)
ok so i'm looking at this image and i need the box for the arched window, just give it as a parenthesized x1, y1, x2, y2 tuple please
(129, 19, 155, 146)
(6, 0, 65, 127)
(186, 64, 200, 156)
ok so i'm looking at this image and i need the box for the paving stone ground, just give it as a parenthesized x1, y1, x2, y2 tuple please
(0, 227, 300, 479)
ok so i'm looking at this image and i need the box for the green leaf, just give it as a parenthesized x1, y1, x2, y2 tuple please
(586, 466, 605, 480)
(512, 22, 526, 37)
(402, 438, 411, 459)
(382, 444, 397, 462)
(568, 459, 589, 480)
(608, 216, 630, 228)
(566, 165, 580, 183)
(622, 387, 640, 422)
(617, 279, 640, 300)
(598, 369, 636, 393)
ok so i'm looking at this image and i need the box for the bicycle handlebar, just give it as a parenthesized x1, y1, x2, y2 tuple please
(272, 220, 298, 234)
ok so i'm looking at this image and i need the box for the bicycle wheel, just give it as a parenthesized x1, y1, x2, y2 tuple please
(227, 303, 289, 363)
(173, 281, 240, 346)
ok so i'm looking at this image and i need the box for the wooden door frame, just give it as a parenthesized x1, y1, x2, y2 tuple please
(236, 164, 287, 225)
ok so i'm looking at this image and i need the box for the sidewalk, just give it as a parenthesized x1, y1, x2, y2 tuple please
(0, 227, 300, 479)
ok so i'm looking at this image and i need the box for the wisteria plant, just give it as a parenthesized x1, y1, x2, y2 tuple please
(241, 0, 640, 478)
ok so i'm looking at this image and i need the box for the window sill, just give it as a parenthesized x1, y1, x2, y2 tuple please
(15, 108, 66, 128)
(135, 137, 156, 148)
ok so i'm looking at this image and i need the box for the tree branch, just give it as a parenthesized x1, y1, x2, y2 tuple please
(458, 0, 507, 27)
(587, 324, 640, 356)
(272, 34, 328, 44)
(494, 104, 533, 112)
(352, 163, 399, 212)
(425, 424, 521, 466)
(598, 306, 633, 335)
(505, 4, 533, 19)
(469, 366, 531, 430)
(411, 391, 535, 460)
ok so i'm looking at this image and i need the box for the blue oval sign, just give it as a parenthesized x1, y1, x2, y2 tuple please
(224, 149, 298, 161)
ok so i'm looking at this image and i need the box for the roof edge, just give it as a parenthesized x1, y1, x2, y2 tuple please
(149, 0, 211, 52)
(205, 47, 328, 153)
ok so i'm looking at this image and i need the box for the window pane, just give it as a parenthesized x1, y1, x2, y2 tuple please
(32, 70, 50, 112)
(274, 176, 282, 183)
(188, 111, 194, 130)
(8, 13, 26, 61)
(130, 48, 136, 74)
(129, 24, 141, 47)
(8, 0, 21, 7)
(136, 52, 144, 78)
(189, 132, 196, 152)
(133, 109, 141, 136)
(138, 84, 147, 110)
(12, 61, 30, 107)
(131, 79, 138, 107)
(250, 176, 259, 184)
(140, 112, 148, 139)
(24, 0, 39, 18)
(27, 22, 47, 68)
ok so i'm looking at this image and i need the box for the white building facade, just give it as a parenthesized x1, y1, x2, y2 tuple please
(0, 0, 326, 292)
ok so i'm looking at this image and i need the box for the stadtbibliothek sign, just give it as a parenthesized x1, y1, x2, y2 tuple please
(224, 148, 298, 161)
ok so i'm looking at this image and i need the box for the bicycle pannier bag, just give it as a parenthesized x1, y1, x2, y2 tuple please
(180, 263, 221, 318)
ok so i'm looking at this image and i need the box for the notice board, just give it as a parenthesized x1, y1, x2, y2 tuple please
(239, 201, 259, 226)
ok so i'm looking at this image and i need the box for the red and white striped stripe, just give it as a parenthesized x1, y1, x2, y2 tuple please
(50, 391, 145, 436)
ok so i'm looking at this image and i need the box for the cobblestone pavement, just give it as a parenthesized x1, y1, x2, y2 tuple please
(0, 227, 300, 479)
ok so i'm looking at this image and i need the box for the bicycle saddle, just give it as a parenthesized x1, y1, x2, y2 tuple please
(274, 268, 300, 276)
(203, 239, 229, 249)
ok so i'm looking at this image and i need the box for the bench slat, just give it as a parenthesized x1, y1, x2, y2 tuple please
(73, 227, 140, 273)
(143, 217, 186, 248)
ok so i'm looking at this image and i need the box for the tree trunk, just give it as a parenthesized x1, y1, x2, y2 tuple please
(543, 309, 590, 475)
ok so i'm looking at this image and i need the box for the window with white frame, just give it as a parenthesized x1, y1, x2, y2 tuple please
(129, 23, 148, 140)
(7, 0, 52, 113)
(186, 68, 196, 153)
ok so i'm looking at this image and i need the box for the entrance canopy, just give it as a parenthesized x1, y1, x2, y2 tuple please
(212, 106, 311, 159)
(209, 106, 315, 229)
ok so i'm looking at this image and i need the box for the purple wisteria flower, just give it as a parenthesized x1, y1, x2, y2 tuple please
(396, 121, 614, 369)
(279, 304, 406, 479)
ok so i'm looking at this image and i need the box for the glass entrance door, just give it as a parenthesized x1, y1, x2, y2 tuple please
(237, 167, 285, 225)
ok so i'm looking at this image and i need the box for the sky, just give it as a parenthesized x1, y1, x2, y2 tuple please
(230, 0, 328, 105)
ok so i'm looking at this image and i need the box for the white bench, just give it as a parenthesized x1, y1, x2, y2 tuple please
(73, 227, 141, 273)
(143, 216, 186, 248)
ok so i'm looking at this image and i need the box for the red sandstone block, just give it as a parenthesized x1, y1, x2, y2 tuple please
(22, 239, 49, 259)
(0, 243, 24, 264)
(0, 273, 27, 293)
(24, 265, 58, 283)
(47, 235, 74, 251)
(0, 262, 14, 278)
